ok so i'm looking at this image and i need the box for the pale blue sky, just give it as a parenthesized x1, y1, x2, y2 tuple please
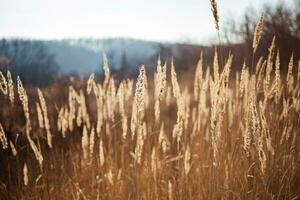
(0, 0, 289, 43)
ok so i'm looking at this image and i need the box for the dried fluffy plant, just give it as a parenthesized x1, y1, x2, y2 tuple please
(0, 71, 8, 95)
(7, 70, 14, 103)
(210, 0, 220, 30)
(0, 122, 8, 149)
(287, 53, 294, 92)
(253, 13, 264, 53)
(103, 52, 111, 89)
(274, 51, 281, 104)
(17, 77, 43, 167)
(134, 65, 147, 116)
(38, 88, 52, 148)
(81, 125, 89, 160)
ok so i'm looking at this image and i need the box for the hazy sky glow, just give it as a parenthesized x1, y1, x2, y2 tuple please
(0, 0, 287, 43)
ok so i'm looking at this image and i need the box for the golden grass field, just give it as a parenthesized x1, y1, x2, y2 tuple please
(0, 1, 300, 199)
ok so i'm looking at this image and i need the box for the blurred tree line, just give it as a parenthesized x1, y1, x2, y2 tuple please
(224, 0, 300, 70)
(0, 39, 58, 86)
(169, 0, 300, 74)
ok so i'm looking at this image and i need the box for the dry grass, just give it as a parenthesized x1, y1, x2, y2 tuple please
(0, 5, 300, 200)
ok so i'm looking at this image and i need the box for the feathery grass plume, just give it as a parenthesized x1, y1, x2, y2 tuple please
(160, 62, 167, 100)
(9, 140, 17, 156)
(102, 52, 110, 89)
(259, 102, 274, 155)
(7, 70, 14, 103)
(274, 51, 281, 104)
(220, 53, 233, 89)
(240, 61, 249, 96)
(184, 145, 191, 175)
(280, 97, 293, 144)
(81, 125, 89, 160)
(228, 98, 234, 130)
(256, 60, 267, 90)
(168, 181, 173, 200)
(210, 89, 223, 164)
(265, 36, 276, 93)
(134, 121, 146, 164)
(26, 133, 44, 169)
(281, 122, 293, 145)
(37, 89, 52, 148)
(105, 78, 117, 122)
(57, 107, 67, 137)
(76, 101, 83, 127)
(96, 85, 104, 135)
(158, 123, 169, 153)
(280, 97, 290, 121)
(135, 65, 147, 113)
(118, 83, 128, 138)
(154, 99, 160, 124)
(0, 71, 8, 95)
(0, 122, 8, 149)
(89, 127, 95, 156)
(87, 73, 95, 94)
(63, 108, 70, 136)
(242, 101, 251, 155)
(287, 53, 294, 92)
(17, 76, 28, 114)
(171, 59, 185, 143)
(171, 59, 181, 99)
(250, 97, 267, 175)
(142, 66, 149, 109)
(154, 56, 167, 101)
(183, 88, 191, 130)
(56, 106, 64, 131)
(99, 139, 105, 167)
(68, 86, 77, 131)
(253, 13, 264, 53)
(197, 68, 210, 121)
(17, 76, 37, 150)
(172, 95, 184, 144)
(171, 59, 184, 144)
(130, 65, 146, 141)
(255, 56, 264, 75)
(36, 103, 44, 128)
(194, 52, 203, 100)
(131, 101, 138, 139)
(79, 90, 91, 129)
(154, 57, 167, 123)
(213, 49, 219, 82)
(210, 55, 232, 163)
(20, 82, 44, 168)
(23, 163, 28, 186)
(210, 0, 219, 30)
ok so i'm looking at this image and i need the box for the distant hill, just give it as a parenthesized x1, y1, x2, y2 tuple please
(45, 38, 172, 75)
(0, 38, 206, 78)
